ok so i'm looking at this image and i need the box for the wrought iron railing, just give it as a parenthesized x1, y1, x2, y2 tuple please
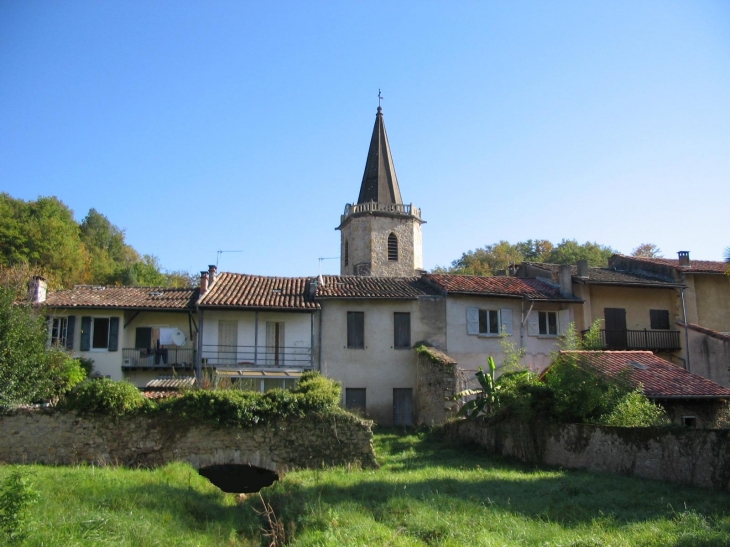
(199, 344, 313, 368)
(583, 329, 681, 352)
(341, 201, 421, 223)
(122, 348, 196, 368)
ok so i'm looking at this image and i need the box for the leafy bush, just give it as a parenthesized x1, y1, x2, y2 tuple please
(0, 468, 38, 544)
(598, 389, 669, 427)
(158, 372, 342, 427)
(61, 378, 146, 416)
(495, 370, 553, 421)
(46, 349, 86, 399)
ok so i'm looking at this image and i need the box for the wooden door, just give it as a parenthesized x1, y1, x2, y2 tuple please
(218, 320, 238, 366)
(604, 308, 627, 349)
(393, 388, 413, 427)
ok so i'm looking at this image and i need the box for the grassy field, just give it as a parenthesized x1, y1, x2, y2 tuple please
(2, 428, 730, 546)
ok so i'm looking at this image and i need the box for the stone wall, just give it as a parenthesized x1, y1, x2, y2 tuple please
(445, 418, 730, 492)
(0, 409, 377, 472)
(415, 346, 460, 425)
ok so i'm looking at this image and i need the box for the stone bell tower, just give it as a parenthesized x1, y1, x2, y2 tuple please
(336, 106, 425, 277)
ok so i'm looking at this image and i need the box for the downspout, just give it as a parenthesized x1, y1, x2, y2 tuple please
(310, 311, 315, 370)
(254, 311, 259, 365)
(681, 287, 690, 371)
(318, 307, 323, 372)
(197, 308, 204, 381)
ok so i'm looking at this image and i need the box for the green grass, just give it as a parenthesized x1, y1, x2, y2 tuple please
(2, 428, 730, 546)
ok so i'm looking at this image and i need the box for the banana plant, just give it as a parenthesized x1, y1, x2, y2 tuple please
(456, 355, 499, 419)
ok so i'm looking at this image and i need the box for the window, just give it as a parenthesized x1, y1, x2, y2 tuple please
(683, 416, 697, 428)
(538, 311, 558, 336)
(345, 388, 366, 413)
(650, 309, 670, 330)
(387, 233, 398, 261)
(344, 240, 349, 267)
(467, 308, 513, 336)
(80, 316, 119, 352)
(394, 312, 411, 349)
(347, 311, 364, 348)
(50, 316, 75, 350)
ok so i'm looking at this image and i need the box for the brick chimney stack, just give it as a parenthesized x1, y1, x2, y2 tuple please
(677, 251, 690, 267)
(200, 271, 209, 295)
(208, 265, 217, 285)
(558, 265, 573, 297)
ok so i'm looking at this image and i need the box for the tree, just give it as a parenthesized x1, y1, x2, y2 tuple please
(631, 243, 663, 258)
(0, 287, 84, 408)
(80, 208, 140, 285)
(546, 239, 615, 267)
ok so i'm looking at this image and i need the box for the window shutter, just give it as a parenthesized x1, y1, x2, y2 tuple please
(466, 308, 479, 335)
(558, 310, 571, 335)
(527, 314, 539, 336)
(80, 316, 92, 351)
(347, 312, 364, 348)
(108, 317, 120, 352)
(500, 309, 513, 336)
(394, 312, 411, 348)
(65, 316, 76, 350)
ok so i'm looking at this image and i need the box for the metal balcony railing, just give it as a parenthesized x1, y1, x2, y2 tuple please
(583, 329, 681, 352)
(341, 201, 421, 223)
(200, 344, 313, 369)
(122, 348, 196, 369)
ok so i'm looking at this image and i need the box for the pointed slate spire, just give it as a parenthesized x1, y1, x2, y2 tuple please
(357, 106, 403, 205)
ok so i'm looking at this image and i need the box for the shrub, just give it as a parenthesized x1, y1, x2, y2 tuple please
(598, 389, 669, 427)
(496, 370, 553, 421)
(46, 349, 86, 399)
(0, 468, 38, 544)
(291, 370, 341, 407)
(61, 378, 145, 416)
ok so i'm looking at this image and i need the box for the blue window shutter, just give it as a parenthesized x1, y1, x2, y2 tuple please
(108, 317, 120, 352)
(500, 309, 513, 336)
(80, 316, 91, 351)
(65, 316, 76, 350)
(466, 308, 479, 335)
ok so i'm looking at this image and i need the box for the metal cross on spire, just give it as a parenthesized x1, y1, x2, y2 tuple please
(378, 89, 383, 107)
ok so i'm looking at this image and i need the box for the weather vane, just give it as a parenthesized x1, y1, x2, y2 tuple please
(378, 89, 383, 107)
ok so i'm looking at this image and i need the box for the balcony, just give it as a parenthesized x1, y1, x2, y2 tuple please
(341, 201, 421, 224)
(200, 344, 313, 370)
(584, 329, 682, 352)
(122, 348, 196, 370)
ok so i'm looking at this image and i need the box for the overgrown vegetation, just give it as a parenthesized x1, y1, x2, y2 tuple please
(60, 371, 344, 427)
(0, 468, 38, 544)
(2, 430, 730, 546)
(456, 320, 668, 427)
(0, 287, 86, 409)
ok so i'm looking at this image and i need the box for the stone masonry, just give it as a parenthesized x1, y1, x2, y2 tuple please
(0, 409, 378, 472)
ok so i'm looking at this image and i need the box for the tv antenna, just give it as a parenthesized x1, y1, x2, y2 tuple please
(216, 250, 243, 268)
(318, 256, 340, 277)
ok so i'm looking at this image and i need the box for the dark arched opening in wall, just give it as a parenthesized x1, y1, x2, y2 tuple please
(344, 239, 349, 267)
(388, 233, 398, 261)
(198, 464, 279, 493)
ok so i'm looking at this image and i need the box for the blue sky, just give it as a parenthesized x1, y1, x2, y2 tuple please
(1, 1, 728, 277)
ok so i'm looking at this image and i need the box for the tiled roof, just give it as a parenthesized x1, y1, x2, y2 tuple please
(522, 262, 681, 287)
(316, 275, 440, 299)
(557, 350, 730, 399)
(44, 286, 199, 310)
(198, 273, 318, 310)
(424, 274, 579, 301)
(682, 323, 730, 342)
(615, 255, 728, 274)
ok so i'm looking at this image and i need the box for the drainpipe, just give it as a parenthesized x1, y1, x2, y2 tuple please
(318, 308, 323, 372)
(197, 308, 204, 381)
(254, 311, 259, 366)
(681, 287, 690, 372)
(310, 311, 314, 370)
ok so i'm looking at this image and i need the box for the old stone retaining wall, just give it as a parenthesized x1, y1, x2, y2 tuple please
(0, 409, 377, 472)
(445, 418, 730, 492)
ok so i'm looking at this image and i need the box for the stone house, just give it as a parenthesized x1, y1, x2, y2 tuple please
(553, 350, 730, 428)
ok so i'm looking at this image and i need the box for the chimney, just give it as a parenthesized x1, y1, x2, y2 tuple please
(558, 265, 573, 297)
(576, 260, 589, 278)
(307, 277, 318, 300)
(27, 276, 48, 303)
(200, 271, 209, 294)
(208, 265, 217, 284)
(677, 251, 690, 267)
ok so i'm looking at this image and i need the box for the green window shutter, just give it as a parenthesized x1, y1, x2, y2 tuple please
(108, 317, 120, 352)
(80, 316, 91, 351)
(65, 316, 76, 350)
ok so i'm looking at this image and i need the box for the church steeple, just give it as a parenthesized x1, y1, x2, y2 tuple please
(337, 101, 425, 278)
(357, 106, 403, 205)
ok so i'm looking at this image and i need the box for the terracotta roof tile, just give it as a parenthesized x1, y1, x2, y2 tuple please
(615, 254, 728, 274)
(682, 323, 730, 342)
(44, 286, 198, 310)
(424, 274, 578, 301)
(199, 273, 318, 310)
(316, 275, 440, 299)
(557, 350, 730, 399)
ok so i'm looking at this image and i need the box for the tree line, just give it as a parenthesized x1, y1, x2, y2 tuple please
(433, 239, 663, 276)
(0, 193, 196, 291)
